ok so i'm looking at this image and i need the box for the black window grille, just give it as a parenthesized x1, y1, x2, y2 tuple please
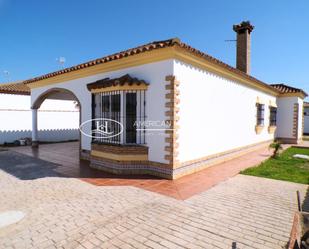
(269, 107, 277, 126)
(92, 90, 146, 145)
(256, 103, 265, 126)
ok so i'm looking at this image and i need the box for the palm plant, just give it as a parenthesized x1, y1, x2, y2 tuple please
(269, 141, 283, 158)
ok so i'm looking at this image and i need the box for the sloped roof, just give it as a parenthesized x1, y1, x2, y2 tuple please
(87, 74, 148, 91)
(270, 83, 308, 97)
(0, 82, 30, 95)
(22, 38, 278, 94)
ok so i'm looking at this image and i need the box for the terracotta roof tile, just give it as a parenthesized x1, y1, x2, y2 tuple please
(270, 83, 308, 97)
(22, 38, 279, 94)
(0, 82, 30, 95)
(24, 39, 179, 84)
(87, 74, 148, 91)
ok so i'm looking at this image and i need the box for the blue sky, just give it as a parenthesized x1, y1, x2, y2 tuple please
(0, 0, 308, 98)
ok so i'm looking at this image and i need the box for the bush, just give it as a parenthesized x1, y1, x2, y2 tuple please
(269, 141, 283, 158)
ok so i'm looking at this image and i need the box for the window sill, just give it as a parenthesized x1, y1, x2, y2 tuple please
(268, 126, 277, 134)
(255, 125, 264, 134)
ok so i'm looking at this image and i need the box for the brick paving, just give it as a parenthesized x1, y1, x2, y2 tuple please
(10, 142, 282, 200)
(0, 149, 308, 248)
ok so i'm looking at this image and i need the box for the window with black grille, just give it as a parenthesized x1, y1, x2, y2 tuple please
(256, 103, 265, 126)
(91, 90, 146, 145)
(269, 107, 277, 126)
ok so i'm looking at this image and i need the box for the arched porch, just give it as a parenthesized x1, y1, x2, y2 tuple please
(30, 87, 82, 156)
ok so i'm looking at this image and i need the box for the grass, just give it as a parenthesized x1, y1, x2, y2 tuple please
(241, 147, 309, 184)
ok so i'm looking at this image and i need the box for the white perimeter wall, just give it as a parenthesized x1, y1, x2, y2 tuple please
(0, 93, 79, 144)
(174, 60, 276, 163)
(31, 60, 173, 163)
(276, 96, 303, 139)
(305, 107, 309, 134)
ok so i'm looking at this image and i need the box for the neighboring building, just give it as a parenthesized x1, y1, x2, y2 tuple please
(304, 102, 309, 135)
(0, 82, 79, 144)
(21, 21, 307, 179)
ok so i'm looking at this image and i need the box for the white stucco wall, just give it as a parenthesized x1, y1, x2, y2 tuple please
(174, 60, 277, 163)
(30, 60, 173, 163)
(276, 96, 303, 139)
(298, 99, 304, 139)
(304, 106, 309, 134)
(0, 93, 79, 144)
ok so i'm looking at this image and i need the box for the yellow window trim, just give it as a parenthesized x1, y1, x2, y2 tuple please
(255, 125, 264, 134)
(268, 126, 277, 134)
(269, 100, 277, 108)
(90, 84, 148, 93)
(256, 96, 266, 105)
(91, 150, 148, 161)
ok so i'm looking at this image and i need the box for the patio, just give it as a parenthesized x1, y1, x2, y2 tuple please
(0, 159, 307, 249)
(1, 142, 308, 248)
(8, 141, 283, 200)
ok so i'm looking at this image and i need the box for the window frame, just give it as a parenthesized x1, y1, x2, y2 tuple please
(92, 90, 146, 145)
(256, 103, 265, 126)
(269, 106, 277, 127)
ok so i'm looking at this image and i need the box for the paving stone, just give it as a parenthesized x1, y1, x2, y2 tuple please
(0, 155, 307, 249)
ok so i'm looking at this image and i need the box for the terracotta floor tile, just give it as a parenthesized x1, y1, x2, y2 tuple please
(9, 141, 297, 200)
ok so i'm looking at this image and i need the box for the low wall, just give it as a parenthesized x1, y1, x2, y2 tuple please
(289, 212, 309, 249)
(0, 129, 79, 144)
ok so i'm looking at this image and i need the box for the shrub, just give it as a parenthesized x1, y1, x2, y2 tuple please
(269, 141, 283, 158)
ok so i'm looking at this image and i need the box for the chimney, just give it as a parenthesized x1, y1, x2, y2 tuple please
(233, 21, 254, 74)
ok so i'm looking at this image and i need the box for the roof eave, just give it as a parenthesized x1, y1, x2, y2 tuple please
(278, 92, 308, 99)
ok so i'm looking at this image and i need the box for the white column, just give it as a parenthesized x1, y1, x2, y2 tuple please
(31, 108, 39, 147)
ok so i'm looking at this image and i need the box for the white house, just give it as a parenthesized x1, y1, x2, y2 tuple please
(0, 82, 79, 144)
(20, 21, 307, 179)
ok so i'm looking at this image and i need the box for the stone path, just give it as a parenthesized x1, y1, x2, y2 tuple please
(0, 153, 307, 249)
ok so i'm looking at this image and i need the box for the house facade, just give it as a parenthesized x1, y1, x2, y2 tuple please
(0, 82, 79, 144)
(22, 21, 307, 179)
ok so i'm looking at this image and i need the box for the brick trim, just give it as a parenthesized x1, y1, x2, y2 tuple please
(90, 156, 173, 179)
(302, 104, 305, 137)
(164, 75, 180, 168)
(276, 137, 299, 144)
(92, 143, 148, 155)
(293, 103, 299, 138)
(172, 140, 273, 179)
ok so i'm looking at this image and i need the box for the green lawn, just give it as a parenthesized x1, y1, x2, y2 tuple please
(241, 147, 309, 184)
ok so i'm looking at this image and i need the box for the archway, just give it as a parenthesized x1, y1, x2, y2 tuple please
(31, 88, 81, 154)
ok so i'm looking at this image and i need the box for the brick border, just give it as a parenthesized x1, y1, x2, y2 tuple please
(90, 157, 173, 179)
(293, 103, 299, 138)
(164, 75, 180, 169)
(92, 143, 148, 155)
(172, 140, 273, 179)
